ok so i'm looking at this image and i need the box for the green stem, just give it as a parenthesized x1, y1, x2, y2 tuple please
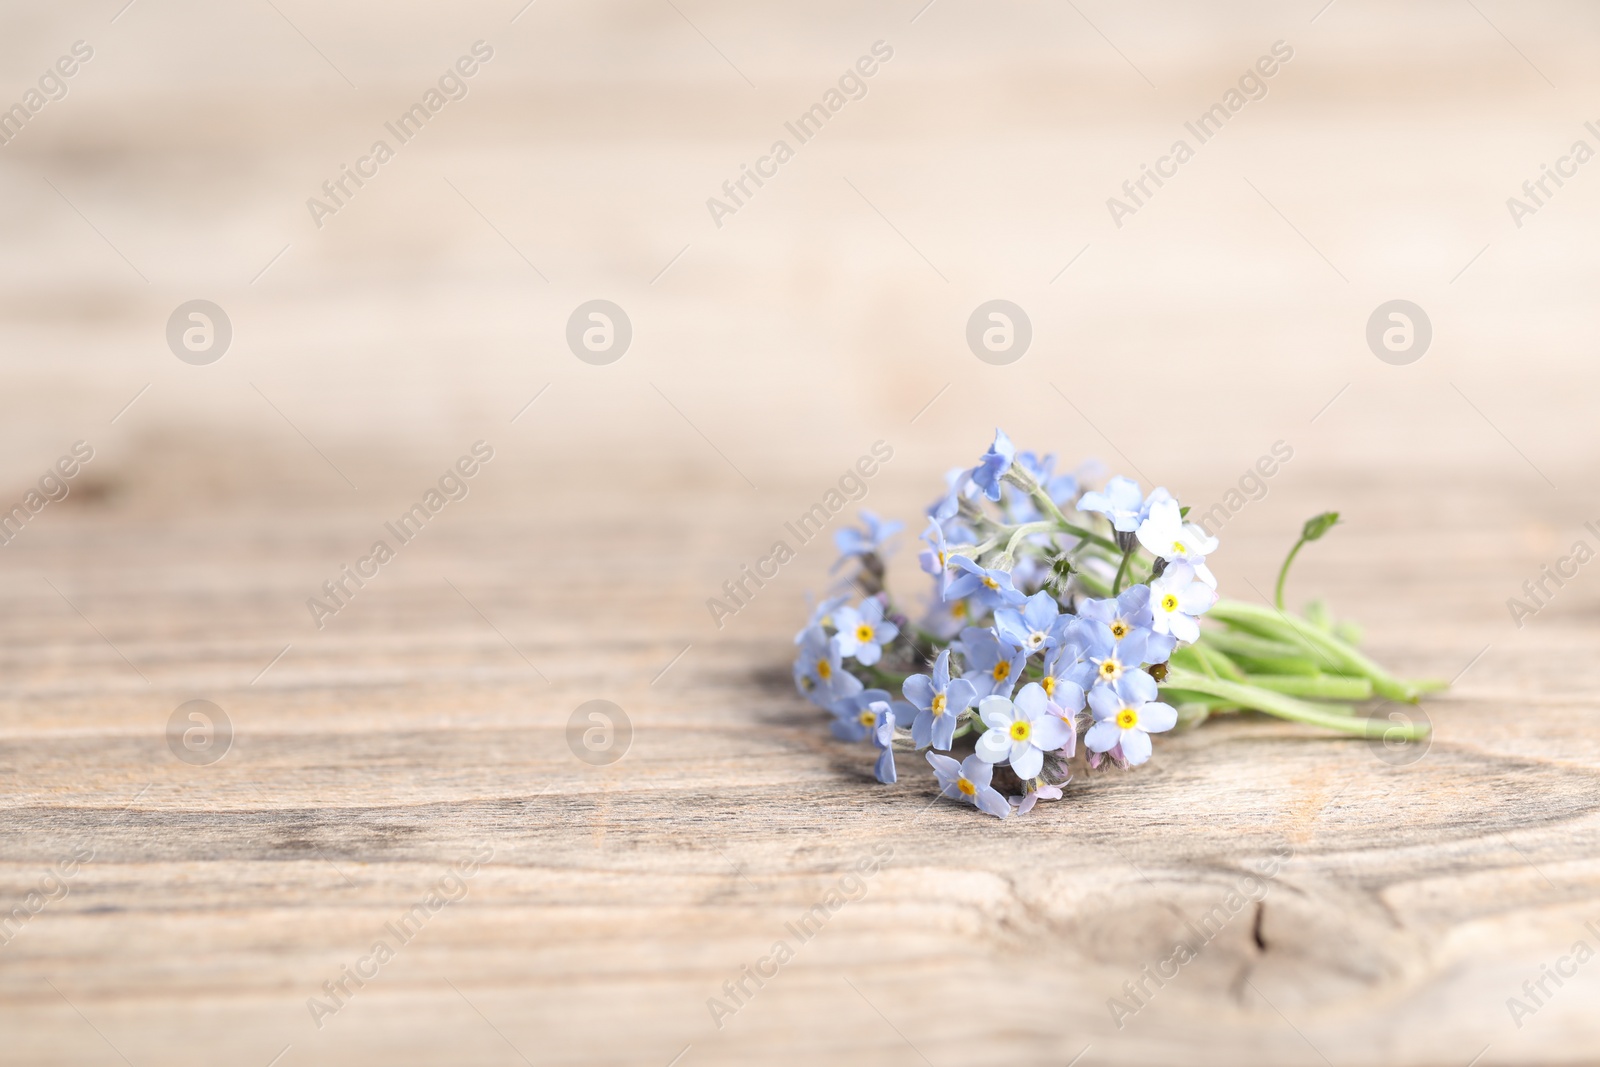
(968, 533, 1006, 558)
(1112, 547, 1135, 595)
(1161, 667, 1428, 739)
(1005, 521, 1057, 559)
(1160, 688, 1239, 711)
(1200, 627, 1311, 662)
(1019, 480, 1120, 553)
(1189, 642, 1246, 682)
(1245, 674, 1373, 700)
(1275, 537, 1307, 610)
(1209, 601, 1418, 701)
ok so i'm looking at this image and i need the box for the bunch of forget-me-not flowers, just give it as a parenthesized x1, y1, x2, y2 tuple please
(793, 430, 1442, 818)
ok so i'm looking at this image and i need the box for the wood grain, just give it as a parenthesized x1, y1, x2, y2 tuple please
(1, 464, 1597, 1067)
(5, 2, 1600, 1063)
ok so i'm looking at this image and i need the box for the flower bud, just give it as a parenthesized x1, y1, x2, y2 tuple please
(1301, 511, 1340, 542)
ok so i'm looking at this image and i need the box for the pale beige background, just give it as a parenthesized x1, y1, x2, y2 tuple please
(2, 2, 1598, 1065)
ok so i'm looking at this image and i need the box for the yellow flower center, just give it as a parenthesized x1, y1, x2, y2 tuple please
(1099, 658, 1121, 681)
(817, 660, 832, 680)
(1116, 707, 1139, 729)
(982, 576, 1000, 590)
(1110, 621, 1129, 639)
(1009, 720, 1031, 742)
(937, 550, 947, 567)
(951, 601, 969, 620)
(956, 777, 977, 796)
(1161, 594, 1179, 612)
(855, 623, 874, 643)
(1173, 541, 1187, 554)
(858, 710, 877, 726)
(1040, 676, 1055, 697)
(992, 661, 1011, 682)
(931, 693, 947, 715)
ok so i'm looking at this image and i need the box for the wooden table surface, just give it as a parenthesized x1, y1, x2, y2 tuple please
(1, 468, 1595, 1067)
(4, 2, 1600, 1064)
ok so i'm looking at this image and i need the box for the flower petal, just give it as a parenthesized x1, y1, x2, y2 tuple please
(1012, 682, 1048, 718)
(1022, 591, 1057, 631)
(1169, 614, 1200, 644)
(1029, 715, 1072, 752)
(945, 678, 978, 712)
(1010, 744, 1043, 780)
(1085, 720, 1121, 753)
(1119, 630, 1150, 667)
(974, 786, 1011, 819)
(962, 755, 994, 788)
(1119, 670, 1158, 705)
(1087, 686, 1123, 720)
(902, 674, 936, 711)
(979, 695, 1016, 729)
(1179, 584, 1216, 615)
(1144, 632, 1178, 663)
(1139, 701, 1178, 733)
(1121, 728, 1153, 765)
(975, 729, 1011, 763)
(1053, 680, 1087, 712)
(874, 746, 897, 784)
(944, 574, 982, 601)
(1055, 719, 1077, 757)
